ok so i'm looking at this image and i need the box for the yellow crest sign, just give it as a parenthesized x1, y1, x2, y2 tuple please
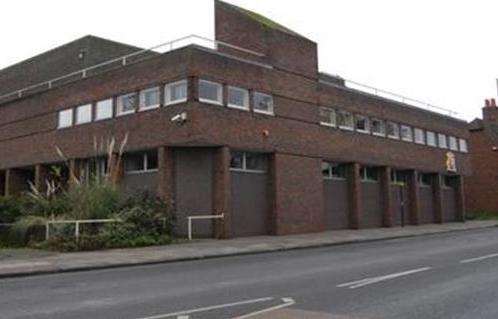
(446, 152, 457, 172)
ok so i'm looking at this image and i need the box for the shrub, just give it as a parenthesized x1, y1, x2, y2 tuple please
(0, 196, 25, 223)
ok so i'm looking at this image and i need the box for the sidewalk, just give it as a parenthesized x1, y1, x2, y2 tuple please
(1, 220, 496, 278)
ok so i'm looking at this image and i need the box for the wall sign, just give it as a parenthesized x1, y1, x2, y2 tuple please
(446, 152, 457, 172)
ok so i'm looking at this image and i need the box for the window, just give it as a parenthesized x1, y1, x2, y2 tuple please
(387, 122, 400, 139)
(418, 173, 432, 187)
(391, 170, 407, 185)
(199, 80, 223, 105)
(371, 118, 385, 137)
(355, 115, 370, 133)
(165, 80, 187, 105)
(230, 151, 267, 173)
(438, 133, 448, 149)
(322, 162, 347, 180)
(253, 92, 274, 115)
(414, 128, 425, 145)
(124, 151, 158, 174)
(95, 99, 113, 121)
(139, 87, 160, 111)
(117, 92, 137, 116)
(75, 104, 92, 125)
(400, 125, 413, 142)
(426, 131, 437, 147)
(443, 175, 453, 188)
(227, 86, 249, 110)
(360, 166, 378, 182)
(449, 136, 458, 151)
(337, 110, 354, 130)
(459, 139, 468, 153)
(319, 107, 336, 127)
(58, 109, 73, 128)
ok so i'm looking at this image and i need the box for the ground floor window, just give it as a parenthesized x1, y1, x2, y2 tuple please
(360, 166, 379, 182)
(418, 173, 432, 187)
(322, 162, 347, 180)
(230, 151, 267, 173)
(390, 169, 406, 185)
(124, 150, 158, 174)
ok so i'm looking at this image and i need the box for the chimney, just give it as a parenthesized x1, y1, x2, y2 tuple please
(483, 98, 498, 123)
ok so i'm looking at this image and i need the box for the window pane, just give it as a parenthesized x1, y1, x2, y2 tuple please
(254, 92, 274, 114)
(331, 163, 347, 179)
(166, 80, 187, 105)
(426, 131, 437, 147)
(449, 136, 458, 151)
(400, 125, 413, 142)
(366, 167, 378, 181)
(230, 151, 244, 169)
(419, 173, 432, 186)
(459, 139, 468, 152)
(438, 134, 448, 149)
(146, 151, 158, 170)
(319, 107, 336, 126)
(76, 104, 92, 124)
(199, 80, 222, 104)
(337, 111, 354, 130)
(414, 128, 425, 144)
(140, 87, 160, 110)
(124, 153, 144, 172)
(322, 162, 332, 178)
(355, 115, 370, 133)
(387, 122, 399, 138)
(117, 93, 137, 115)
(371, 118, 385, 136)
(58, 109, 73, 128)
(245, 152, 267, 171)
(95, 99, 113, 120)
(228, 86, 249, 109)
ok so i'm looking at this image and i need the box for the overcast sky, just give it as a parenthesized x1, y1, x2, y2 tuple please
(1, 0, 497, 121)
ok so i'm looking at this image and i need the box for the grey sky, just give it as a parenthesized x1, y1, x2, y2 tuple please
(1, 0, 496, 121)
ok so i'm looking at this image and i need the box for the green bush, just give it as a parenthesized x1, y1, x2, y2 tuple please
(466, 211, 498, 221)
(0, 196, 25, 223)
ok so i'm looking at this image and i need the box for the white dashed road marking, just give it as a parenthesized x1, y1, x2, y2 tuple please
(234, 298, 296, 319)
(460, 253, 498, 264)
(337, 267, 432, 289)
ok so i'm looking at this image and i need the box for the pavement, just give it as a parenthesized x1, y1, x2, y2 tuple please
(3, 226, 498, 318)
(0, 220, 496, 279)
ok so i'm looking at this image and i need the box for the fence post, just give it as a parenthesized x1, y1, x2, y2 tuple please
(45, 222, 50, 241)
(188, 217, 192, 241)
(75, 221, 80, 241)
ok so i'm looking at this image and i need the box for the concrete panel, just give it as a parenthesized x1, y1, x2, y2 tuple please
(323, 179, 349, 230)
(419, 186, 435, 224)
(362, 182, 383, 228)
(442, 188, 457, 222)
(392, 185, 410, 226)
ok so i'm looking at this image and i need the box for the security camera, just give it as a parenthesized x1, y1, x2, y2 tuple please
(171, 112, 187, 124)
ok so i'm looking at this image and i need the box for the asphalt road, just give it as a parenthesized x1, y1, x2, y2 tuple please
(2, 227, 498, 319)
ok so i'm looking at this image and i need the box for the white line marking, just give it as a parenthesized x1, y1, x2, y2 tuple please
(337, 267, 432, 289)
(0, 261, 52, 270)
(176, 316, 189, 319)
(234, 297, 296, 319)
(460, 253, 498, 264)
(136, 297, 273, 319)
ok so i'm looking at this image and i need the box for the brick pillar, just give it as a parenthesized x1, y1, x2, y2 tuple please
(157, 146, 175, 206)
(4, 169, 27, 197)
(380, 166, 393, 227)
(34, 164, 49, 193)
(407, 170, 420, 225)
(433, 173, 444, 223)
(212, 146, 231, 239)
(187, 76, 198, 103)
(0, 170, 6, 196)
(347, 163, 362, 229)
(455, 175, 466, 222)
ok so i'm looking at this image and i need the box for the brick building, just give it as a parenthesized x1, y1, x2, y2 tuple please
(466, 99, 498, 214)
(0, 1, 469, 238)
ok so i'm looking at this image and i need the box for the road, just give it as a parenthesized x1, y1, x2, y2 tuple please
(2, 227, 498, 319)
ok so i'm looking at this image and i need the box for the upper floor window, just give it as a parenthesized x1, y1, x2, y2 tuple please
(230, 151, 267, 173)
(371, 118, 385, 137)
(319, 107, 336, 127)
(95, 98, 113, 121)
(414, 128, 425, 145)
(253, 92, 274, 115)
(117, 92, 137, 116)
(360, 166, 379, 182)
(199, 80, 223, 105)
(387, 121, 400, 139)
(58, 109, 73, 129)
(124, 150, 158, 174)
(337, 110, 354, 130)
(400, 125, 413, 142)
(355, 115, 370, 134)
(165, 80, 187, 105)
(322, 162, 347, 180)
(75, 104, 92, 125)
(426, 131, 437, 147)
(139, 87, 160, 111)
(449, 136, 458, 151)
(459, 139, 468, 153)
(438, 133, 448, 149)
(227, 86, 249, 110)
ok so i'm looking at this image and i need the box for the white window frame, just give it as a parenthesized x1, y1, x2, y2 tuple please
(95, 98, 113, 121)
(360, 166, 379, 183)
(438, 133, 448, 149)
(322, 162, 346, 180)
(414, 128, 425, 145)
(124, 152, 158, 175)
(371, 118, 386, 137)
(165, 80, 188, 106)
(459, 139, 468, 153)
(58, 108, 73, 129)
(418, 173, 432, 187)
(230, 152, 267, 174)
(253, 92, 274, 115)
(319, 107, 336, 127)
(199, 79, 223, 105)
(355, 115, 370, 134)
(426, 131, 437, 147)
(400, 125, 413, 142)
(116, 92, 137, 116)
(227, 86, 249, 110)
(387, 121, 400, 139)
(139, 87, 160, 111)
(337, 110, 354, 131)
(449, 136, 459, 151)
(75, 104, 92, 125)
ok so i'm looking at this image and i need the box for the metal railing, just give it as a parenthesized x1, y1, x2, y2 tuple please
(187, 213, 224, 240)
(0, 34, 265, 104)
(45, 218, 120, 241)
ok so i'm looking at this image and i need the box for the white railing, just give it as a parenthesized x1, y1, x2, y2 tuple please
(45, 218, 121, 241)
(0, 34, 265, 104)
(187, 213, 224, 240)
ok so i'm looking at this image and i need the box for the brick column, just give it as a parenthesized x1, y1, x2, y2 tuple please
(433, 173, 444, 223)
(187, 76, 198, 103)
(347, 163, 362, 229)
(157, 146, 175, 207)
(407, 170, 420, 225)
(212, 146, 231, 239)
(455, 175, 466, 222)
(34, 164, 49, 193)
(380, 166, 393, 227)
